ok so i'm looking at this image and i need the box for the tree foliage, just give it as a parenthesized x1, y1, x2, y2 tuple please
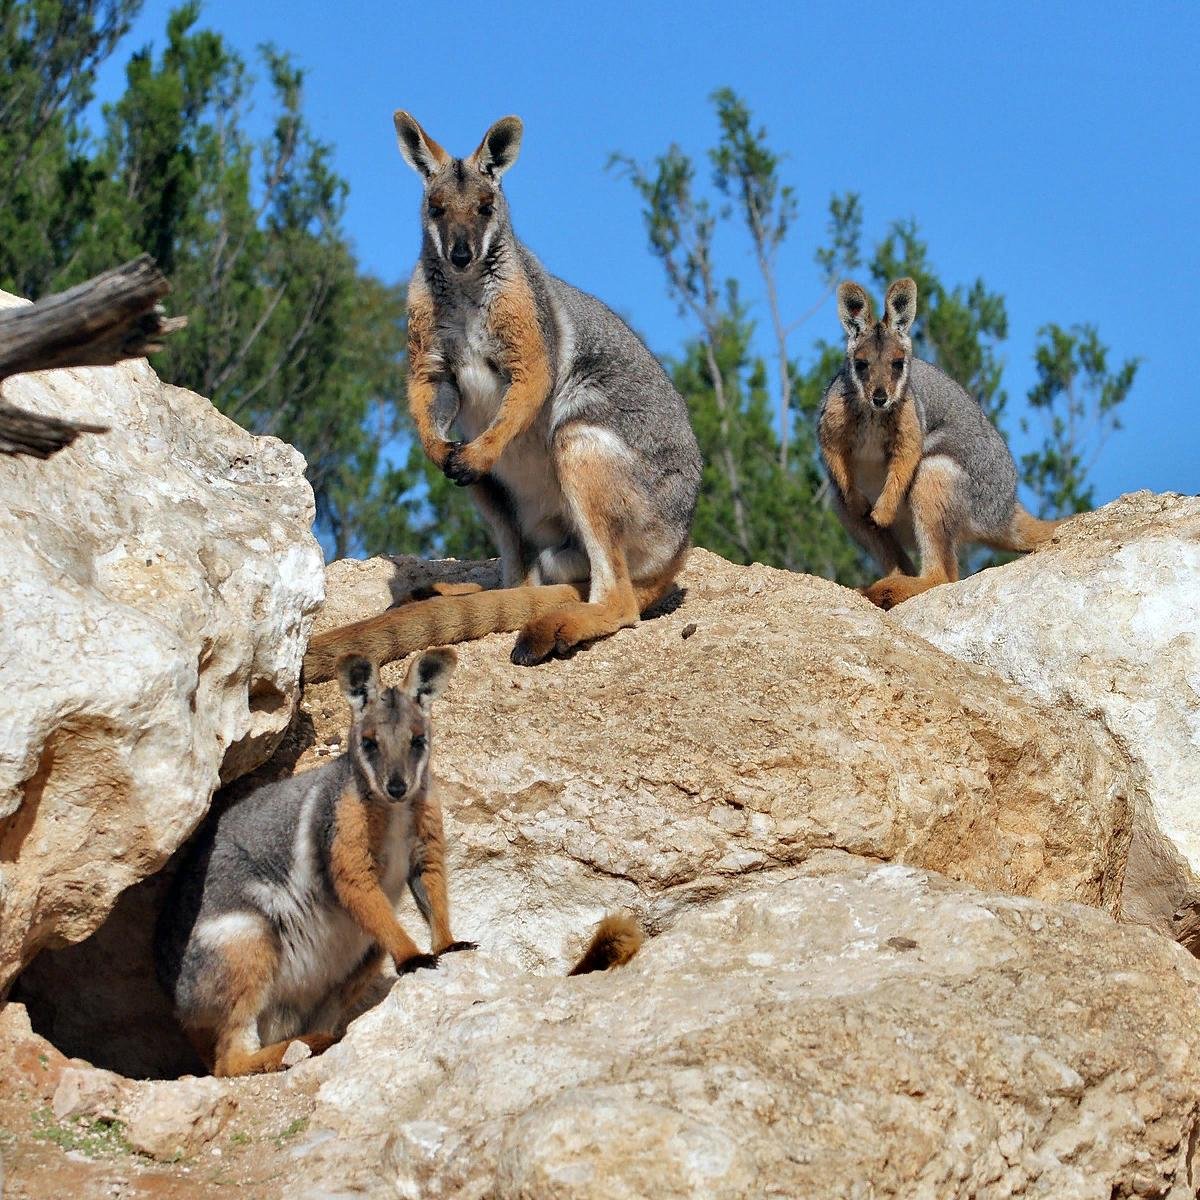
(1020, 324, 1138, 516)
(0, 18, 1137, 567)
(0, 1, 412, 558)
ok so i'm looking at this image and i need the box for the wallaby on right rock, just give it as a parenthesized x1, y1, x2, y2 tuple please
(819, 277, 1064, 609)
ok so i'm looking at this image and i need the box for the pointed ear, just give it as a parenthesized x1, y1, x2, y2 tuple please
(337, 655, 379, 714)
(393, 111, 449, 180)
(837, 282, 874, 338)
(468, 116, 523, 179)
(402, 648, 457, 707)
(884, 278, 918, 336)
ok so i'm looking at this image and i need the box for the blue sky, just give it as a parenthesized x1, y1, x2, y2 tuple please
(94, 0, 1200, 505)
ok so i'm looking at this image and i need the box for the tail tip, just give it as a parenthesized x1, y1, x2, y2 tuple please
(568, 913, 644, 976)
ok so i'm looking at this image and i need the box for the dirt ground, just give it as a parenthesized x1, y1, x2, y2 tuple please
(0, 1006, 316, 1200)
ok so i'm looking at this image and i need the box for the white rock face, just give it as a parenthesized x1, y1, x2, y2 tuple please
(0, 290, 325, 990)
(896, 492, 1200, 948)
(291, 858, 1200, 1200)
(121, 1076, 236, 1161)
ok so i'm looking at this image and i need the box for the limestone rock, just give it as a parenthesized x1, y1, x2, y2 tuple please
(51, 1065, 126, 1122)
(294, 549, 1135, 976)
(294, 858, 1200, 1199)
(0, 288, 325, 993)
(895, 491, 1200, 948)
(121, 1076, 236, 1161)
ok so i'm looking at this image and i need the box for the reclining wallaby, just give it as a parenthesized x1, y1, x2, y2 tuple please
(819, 278, 1063, 609)
(304, 112, 701, 679)
(155, 651, 474, 1076)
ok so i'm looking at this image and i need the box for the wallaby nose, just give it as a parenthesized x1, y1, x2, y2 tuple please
(450, 239, 471, 269)
(386, 775, 407, 800)
(872, 389, 888, 408)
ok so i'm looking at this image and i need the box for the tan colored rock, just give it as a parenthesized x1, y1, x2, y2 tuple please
(121, 1076, 237, 1161)
(0, 288, 325, 994)
(289, 549, 1135, 977)
(292, 857, 1200, 1199)
(895, 491, 1200, 948)
(51, 1065, 126, 1122)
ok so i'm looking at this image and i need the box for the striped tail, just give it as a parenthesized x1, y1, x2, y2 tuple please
(984, 505, 1070, 553)
(304, 583, 584, 683)
(568, 914, 644, 976)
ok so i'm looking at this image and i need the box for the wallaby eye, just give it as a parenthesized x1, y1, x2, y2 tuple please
(411, 734, 427, 751)
(854, 360, 869, 377)
(891, 358, 905, 372)
(360, 737, 378, 755)
(479, 202, 494, 217)
(428, 204, 445, 219)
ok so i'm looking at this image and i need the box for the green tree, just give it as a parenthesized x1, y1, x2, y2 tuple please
(614, 94, 866, 580)
(0, 2, 417, 557)
(0, 0, 142, 296)
(1020, 323, 1138, 516)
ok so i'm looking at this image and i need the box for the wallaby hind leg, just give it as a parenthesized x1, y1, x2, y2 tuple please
(511, 429, 643, 665)
(832, 489, 917, 578)
(205, 925, 334, 1077)
(864, 456, 962, 611)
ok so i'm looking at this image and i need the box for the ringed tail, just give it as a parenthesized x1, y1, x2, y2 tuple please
(304, 583, 584, 683)
(995, 505, 1070, 553)
(569, 914, 644, 976)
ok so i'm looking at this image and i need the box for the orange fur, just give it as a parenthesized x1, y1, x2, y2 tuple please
(569, 914, 644, 976)
(452, 274, 552, 478)
(409, 792, 456, 953)
(871, 399, 922, 527)
(330, 788, 422, 969)
(208, 933, 336, 1078)
(864, 460, 959, 609)
(818, 391, 867, 515)
(406, 276, 453, 468)
(982, 506, 1068, 552)
(513, 449, 642, 662)
(304, 583, 585, 682)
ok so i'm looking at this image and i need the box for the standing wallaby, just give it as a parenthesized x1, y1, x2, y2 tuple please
(155, 650, 474, 1077)
(819, 278, 1062, 609)
(303, 113, 701, 681)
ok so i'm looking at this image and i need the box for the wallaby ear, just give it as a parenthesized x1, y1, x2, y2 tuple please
(393, 111, 449, 180)
(337, 655, 379, 714)
(884, 277, 918, 336)
(837, 281, 874, 338)
(468, 116, 523, 179)
(402, 648, 458, 707)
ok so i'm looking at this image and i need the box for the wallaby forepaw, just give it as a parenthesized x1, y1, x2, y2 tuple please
(396, 952, 440, 975)
(439, 940, 478, 955)
(443, 442, 484, 487)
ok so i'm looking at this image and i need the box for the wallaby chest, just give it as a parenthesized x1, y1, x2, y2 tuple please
(436, 283, 566, 549)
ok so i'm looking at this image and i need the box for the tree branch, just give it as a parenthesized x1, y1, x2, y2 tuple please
(0, 255, 187, 457)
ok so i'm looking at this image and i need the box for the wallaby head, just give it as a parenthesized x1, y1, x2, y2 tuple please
(837, 278, 918, 413)
(393, 111, 523, 275)
(336, 649, 457, 804)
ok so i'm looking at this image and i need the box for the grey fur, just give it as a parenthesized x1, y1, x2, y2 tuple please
(155, 652, 458, 1058)
(819, 275, 1043, 587)
(404, 117, 701, 594)
(823, 355, 1019, 545)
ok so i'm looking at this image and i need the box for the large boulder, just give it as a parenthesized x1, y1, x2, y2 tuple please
(896, 492, 1200, 949)
(294, 548, 1135, 973)
(291, 857, 1200, 1199)
(0, 297, 325, 994)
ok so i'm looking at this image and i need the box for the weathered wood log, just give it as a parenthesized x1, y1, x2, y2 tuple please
(0, 255, 187, 457)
